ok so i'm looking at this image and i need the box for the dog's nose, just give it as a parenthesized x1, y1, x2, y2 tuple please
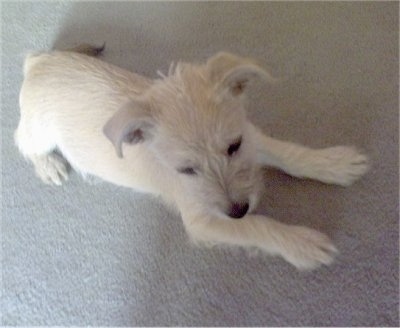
(228, 202, 249, 219)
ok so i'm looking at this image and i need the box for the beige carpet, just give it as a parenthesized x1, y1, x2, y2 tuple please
(2, 2, 399, 326)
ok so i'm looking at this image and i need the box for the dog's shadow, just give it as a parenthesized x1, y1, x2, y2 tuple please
(257, 168, 346, 235)
(52, 2, 241, 80)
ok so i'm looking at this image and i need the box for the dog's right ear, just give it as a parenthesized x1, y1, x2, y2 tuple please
(103, 101, 155, 158)
(207, 52, 276, 97)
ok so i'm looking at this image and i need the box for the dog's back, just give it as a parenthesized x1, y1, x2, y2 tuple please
(15, 45, 167, 193)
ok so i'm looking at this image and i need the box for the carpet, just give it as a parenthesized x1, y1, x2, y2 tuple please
(1, 1, 399, 326)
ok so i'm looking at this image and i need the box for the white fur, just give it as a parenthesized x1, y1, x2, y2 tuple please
(15, 46, 369, 270)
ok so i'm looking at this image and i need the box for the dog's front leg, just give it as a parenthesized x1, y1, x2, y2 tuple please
(250, 125, 369, 186)
(181, 210, 337, 270)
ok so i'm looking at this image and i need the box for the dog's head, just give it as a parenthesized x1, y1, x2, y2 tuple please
(104, 52, 273, 219)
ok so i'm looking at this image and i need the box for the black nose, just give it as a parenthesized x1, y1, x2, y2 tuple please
(228, 202, 249, 219)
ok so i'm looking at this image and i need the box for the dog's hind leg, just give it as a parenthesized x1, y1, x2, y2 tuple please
(181, 210, 337, 270)
(29, 153, 69, 186)
(251, 125, 369, 186)
(15, 118, 69, 186)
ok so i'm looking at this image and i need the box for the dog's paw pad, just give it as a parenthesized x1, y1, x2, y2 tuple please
(313, 146, 369, 186)
(283, 226, 338, 270)
(34, 153, 70, 186)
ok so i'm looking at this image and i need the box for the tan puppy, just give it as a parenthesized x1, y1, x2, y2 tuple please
(15, 44, 369, 270)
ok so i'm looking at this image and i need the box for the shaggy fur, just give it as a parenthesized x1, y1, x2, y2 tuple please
(15, 44, 369, 270)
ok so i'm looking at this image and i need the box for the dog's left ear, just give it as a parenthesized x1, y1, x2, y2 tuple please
(103, 100, 155, 158)
(207, 52, 275, 97)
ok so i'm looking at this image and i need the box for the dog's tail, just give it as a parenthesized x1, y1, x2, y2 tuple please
(57, 42, 106, 57)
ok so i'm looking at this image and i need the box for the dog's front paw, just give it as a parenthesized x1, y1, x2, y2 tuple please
(310, 146, 369, 186)
(281, 226, 338, 270)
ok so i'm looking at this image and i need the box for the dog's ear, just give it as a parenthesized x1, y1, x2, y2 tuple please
(207, 52, 275, 97)
(103, 101, 155, 158)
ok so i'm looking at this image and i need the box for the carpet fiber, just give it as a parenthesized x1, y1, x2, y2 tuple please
(1, 2, 399, 326)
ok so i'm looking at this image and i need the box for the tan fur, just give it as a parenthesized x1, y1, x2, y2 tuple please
(15, 45, 369, 270)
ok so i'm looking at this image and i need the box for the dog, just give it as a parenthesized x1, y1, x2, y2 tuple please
(15, 44, 369, 270)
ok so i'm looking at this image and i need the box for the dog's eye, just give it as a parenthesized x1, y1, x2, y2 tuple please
(227, 137, 242, 156)
(177, 167, 197, 175)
